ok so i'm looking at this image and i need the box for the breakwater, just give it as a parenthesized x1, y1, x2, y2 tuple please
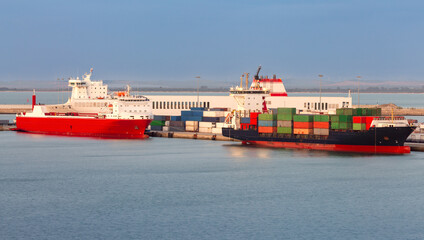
(0, 104, 32, 114)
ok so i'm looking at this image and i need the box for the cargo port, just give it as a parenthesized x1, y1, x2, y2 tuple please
(0, 67, 423, 152)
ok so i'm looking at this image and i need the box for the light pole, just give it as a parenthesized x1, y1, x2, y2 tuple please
(195, 76, 201, 107)
(319, 74, 323, 110)
(357, 76, 361, 107)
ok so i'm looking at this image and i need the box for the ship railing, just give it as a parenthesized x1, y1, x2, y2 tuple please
(373, 116, 405, 121)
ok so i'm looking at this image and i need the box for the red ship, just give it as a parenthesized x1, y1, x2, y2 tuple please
(14, 69, 153, 139)
(16, 113, 152, 139)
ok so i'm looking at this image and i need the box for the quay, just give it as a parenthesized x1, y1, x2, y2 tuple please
(147, 131, 237, 141)
(0, 123, 15, 131)
(405, 142, 424, 152)
(0, 105, 32, 114)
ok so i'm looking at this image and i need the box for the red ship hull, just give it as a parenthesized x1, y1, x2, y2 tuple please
(15, 116, 152, 139)
(243, 141, 410, 154)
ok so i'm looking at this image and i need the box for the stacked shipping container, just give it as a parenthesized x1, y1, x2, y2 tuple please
(258, 113, 277, 133)
(277, 108, 296, 134)
(293, 115, 314, 134)
(313, 115, 330, 135)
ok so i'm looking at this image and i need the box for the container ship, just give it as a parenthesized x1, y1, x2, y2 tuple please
(222, 107, 415, 154)
(14, 69, 153, 139)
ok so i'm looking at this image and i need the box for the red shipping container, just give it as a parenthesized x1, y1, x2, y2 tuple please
(250, 112, 260, 119)
(365, 116, 375, 124)
(258, 126, 276, 133)
(250, 118, 258, 125)
(353, 116, 365, 123)
(240, 123, 250, 130)
(313, 122, 329, 129)
(293, 122, 313, 129)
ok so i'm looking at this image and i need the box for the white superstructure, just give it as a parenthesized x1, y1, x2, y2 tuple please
(48, 69, 152, 119)
(146, 67, 352, 115)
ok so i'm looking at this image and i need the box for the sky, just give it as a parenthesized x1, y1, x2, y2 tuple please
(1, 0, 423, 89)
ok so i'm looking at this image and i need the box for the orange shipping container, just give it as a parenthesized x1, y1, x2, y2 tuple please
(293, 128, 313, 135)
(313, 122, 329, 129)
(293, 122, 313, 129)
(258, 126, 277, 133)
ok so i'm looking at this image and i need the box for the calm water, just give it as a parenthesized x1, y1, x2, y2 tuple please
(2, 91, 424, 239)
(1, 131, 424, 239)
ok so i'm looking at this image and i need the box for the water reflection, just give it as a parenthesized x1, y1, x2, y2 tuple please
(223, 144, 272, 160)
(223, 142, 384, 159)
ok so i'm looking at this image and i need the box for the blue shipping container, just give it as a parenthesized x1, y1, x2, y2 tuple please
(170, 116, 182, 121)
(181, 116, 203, 122)
(191, 111, 204, 117)
(181, 111, 193, 117)
(150, 125, 163, 131)
(191, 107, 206, 111)
(258, 120, 276, 127)
(202, 117, 221, 122)
(153, 115, 167, 121)
(241, 117, 250, 124)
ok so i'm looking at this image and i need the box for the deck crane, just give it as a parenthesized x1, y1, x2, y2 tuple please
(253, 65, 262, 89)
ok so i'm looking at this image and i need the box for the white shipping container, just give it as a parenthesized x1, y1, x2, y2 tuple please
(203, 111, 217, 117)
(165, 121, 170, 126)
(185, 121, 199, 127)
(199, 121, 215, 128)
(185, 126, 198, 132)
(216, 122, 231, 128)
(203, 111, 226, 117)
(199, 127, 212, 133)
(162, 126, 169, 132)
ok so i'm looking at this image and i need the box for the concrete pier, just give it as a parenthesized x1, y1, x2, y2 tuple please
(405, 142, 424, 152)
(0, 124, 15, 131)
(0, 105, 32, 114)
(147, 131, 238, 142)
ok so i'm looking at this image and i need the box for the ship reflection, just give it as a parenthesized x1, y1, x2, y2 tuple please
(223, 143, 372, 159)
(223, 144, 272, 159)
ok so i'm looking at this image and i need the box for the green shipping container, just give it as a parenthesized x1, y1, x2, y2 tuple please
(331, 115, 352, 122)
(277, 114, 293, 121)
(336, 109, 344, 115)
(151, 120, 165, 126)
(339, 115, 353, 122)
(339, 122, 353, 129)
(343, 108, 354, 115)
(277, 127, 292, 134)
(277, 108, 296, 115)
(314, 115, 330, 122)
(293, 115, 314, 122)
(330, 115, 339, 122)
(331, 122, 340, 129)
(258, 114, 277, 121)
(353, 123, 366, 130)
(353, 108, 362, 116)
